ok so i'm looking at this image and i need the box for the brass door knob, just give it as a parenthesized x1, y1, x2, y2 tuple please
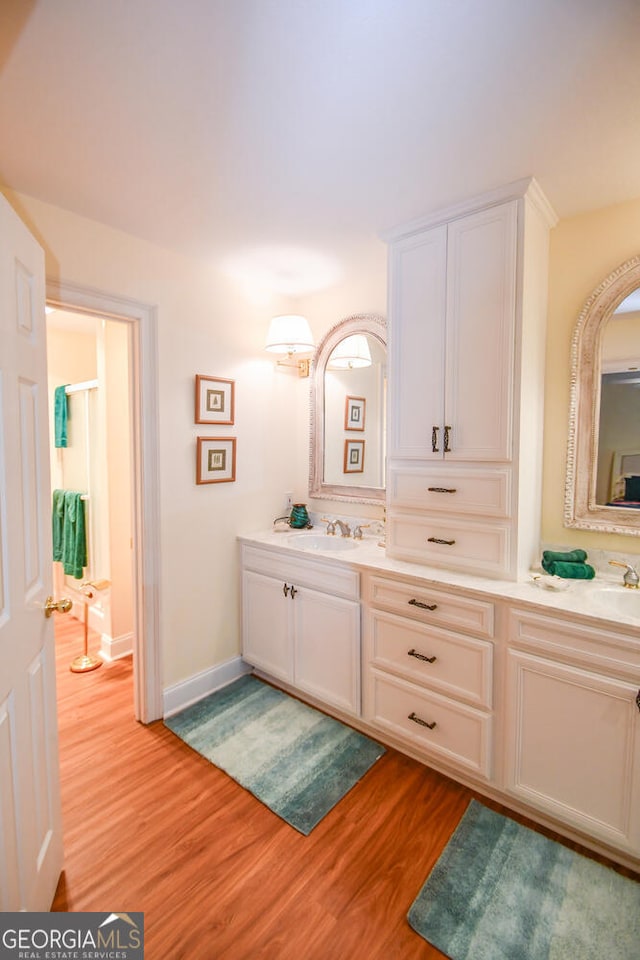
(44, 596, 72, 618)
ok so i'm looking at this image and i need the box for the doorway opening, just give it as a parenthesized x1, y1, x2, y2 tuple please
(45, 281, 162, 723)
(46, 308, 135, 693)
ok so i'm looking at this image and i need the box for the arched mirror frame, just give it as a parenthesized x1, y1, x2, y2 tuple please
(309, 313, 387, 504)
(565, 253, 640, 536)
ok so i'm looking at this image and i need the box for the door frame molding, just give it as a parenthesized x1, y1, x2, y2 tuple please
(46, 279, 162, 722)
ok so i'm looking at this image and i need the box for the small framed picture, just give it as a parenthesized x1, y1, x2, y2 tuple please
(196, 437, 236, 484)
(345, 395, 366, 431)
(195, 375, 235, 425)
(343, 439, 365, 474)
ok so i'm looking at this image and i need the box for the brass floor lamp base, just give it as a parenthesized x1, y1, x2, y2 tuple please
(70, 653, 102, 673)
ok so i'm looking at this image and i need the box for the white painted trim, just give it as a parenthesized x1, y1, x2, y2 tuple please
(163, 657, 252, 718)
(46, 279, 163, 722)
(100, 631, 134, 662)
(380, 176, 558, 243)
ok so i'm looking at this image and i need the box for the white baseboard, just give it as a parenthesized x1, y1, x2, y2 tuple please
(162, 656, 252, 718)
(100, 631, 134, 662)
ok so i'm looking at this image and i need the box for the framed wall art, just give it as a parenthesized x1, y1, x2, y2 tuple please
(345, 395, 366, 431)
(196, 437, 237, 484)
(195, 375, 235, 425)
(343, 439, 365, 474)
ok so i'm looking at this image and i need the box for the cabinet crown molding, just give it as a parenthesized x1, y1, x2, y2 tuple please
(380, 176, 558, 244)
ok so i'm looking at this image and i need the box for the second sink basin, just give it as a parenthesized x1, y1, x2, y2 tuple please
(584, 586, 640, 621)
(288, 533, 358, 552)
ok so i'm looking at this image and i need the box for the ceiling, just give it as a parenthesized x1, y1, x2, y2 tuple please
(2, 0, 640, 294)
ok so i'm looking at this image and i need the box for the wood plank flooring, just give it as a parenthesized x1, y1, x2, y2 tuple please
(51, 616, 638, 959)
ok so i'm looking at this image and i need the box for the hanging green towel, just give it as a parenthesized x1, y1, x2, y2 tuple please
(542, 549, 588, 565)
(52, 489, 65, 561)
(54, 385, 69, 447)
(541, 559, 595, 579)
(62, 491, 87, 579)
(52, 490, 87, 578)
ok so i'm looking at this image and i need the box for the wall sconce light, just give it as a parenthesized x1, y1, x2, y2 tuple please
(265, 314, 315, 377)
(327, 334, 372, 370)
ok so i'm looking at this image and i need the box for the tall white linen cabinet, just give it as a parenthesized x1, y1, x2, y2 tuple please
(383, 178, 558, 580)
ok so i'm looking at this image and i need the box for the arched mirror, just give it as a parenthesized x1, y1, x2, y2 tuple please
(309, 314, 386, 504)
(565, 254, 640, 535)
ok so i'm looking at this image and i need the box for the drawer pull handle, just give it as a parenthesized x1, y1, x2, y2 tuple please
(283, 583, 290, 597)
(408, 598, 437, 611)
(431, 426, 439, 453)
(408, 711, 437, 730)
(444, 425, 452, 453)
(408, 648, 437, 664)
(427, 537, 456, 546)
(427, 486, 457, 494)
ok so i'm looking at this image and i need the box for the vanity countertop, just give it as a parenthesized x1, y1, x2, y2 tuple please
(239, 529, 640, 635)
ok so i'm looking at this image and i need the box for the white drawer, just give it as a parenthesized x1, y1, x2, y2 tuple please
(241, 544, 359, 600)
(365, 670, 492, 778)
(508, 608, 640, 679)
(367, 609, 493, 707)
(366, 574, 494, 638)
(387, 513, 510, 578)
(389, 465, 511, 518)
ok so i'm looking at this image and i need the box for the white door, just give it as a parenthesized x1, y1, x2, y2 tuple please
(0, 193, 64, 909)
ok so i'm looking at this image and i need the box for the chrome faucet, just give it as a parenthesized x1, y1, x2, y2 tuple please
(609, 560, 640, 588)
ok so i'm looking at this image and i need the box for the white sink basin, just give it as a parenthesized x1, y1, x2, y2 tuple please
(585, 586, 640, 621)
(287, 534, 358, 552)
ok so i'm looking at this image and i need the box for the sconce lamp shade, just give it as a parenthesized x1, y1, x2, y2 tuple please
(265, 315, 315, 355)
(328, 334, 372, 369)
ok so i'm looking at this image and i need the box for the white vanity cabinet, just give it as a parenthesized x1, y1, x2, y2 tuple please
(362, 572, 495, 779)
(241, 544, 361, 716)
(504, 607, 640, 857)
(384, 178, 557, 579)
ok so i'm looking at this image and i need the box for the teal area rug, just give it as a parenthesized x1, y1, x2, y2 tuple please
(408, 800, 640, 960)
(164, 674, 385, 835)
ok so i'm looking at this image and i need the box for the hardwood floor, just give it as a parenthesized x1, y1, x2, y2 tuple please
(51, 617, 638, 959)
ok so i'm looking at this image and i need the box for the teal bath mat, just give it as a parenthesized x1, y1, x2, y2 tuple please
(165, 674, 385, 835)
(408, 800, 640, 960)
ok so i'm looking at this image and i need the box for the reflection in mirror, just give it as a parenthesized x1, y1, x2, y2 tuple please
(310, 314, 386, 504)
(565, 255, 640, 535)
(596, 293, 640, 505)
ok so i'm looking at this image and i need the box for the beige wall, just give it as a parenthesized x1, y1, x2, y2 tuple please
(12, 182, 640, 696)
(5, 187, 299, 688)
(542, 196, 640, 555)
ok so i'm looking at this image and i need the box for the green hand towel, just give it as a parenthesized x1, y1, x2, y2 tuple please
(542, 549, 588, 565)
(52, 489, 65, 561)
(541, 559, 595, 579)
(54, 385, 69, 448)
(61, 491, 87, 579)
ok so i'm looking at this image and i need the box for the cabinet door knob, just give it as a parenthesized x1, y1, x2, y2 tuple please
(290, 585, 298, 599)
(427, 537, 456, 546)
(408, 648, 437, 664)
(431, 426, 439, 453)
(283, 583, 290, 597)
(443, 425, 452, 452)
(408, 711, 437, 730)
(408, 598, 437, 611)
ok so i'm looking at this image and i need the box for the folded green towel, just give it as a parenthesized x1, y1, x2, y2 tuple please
(542, 549, 587, 565)
(541, 559, 595, 579)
